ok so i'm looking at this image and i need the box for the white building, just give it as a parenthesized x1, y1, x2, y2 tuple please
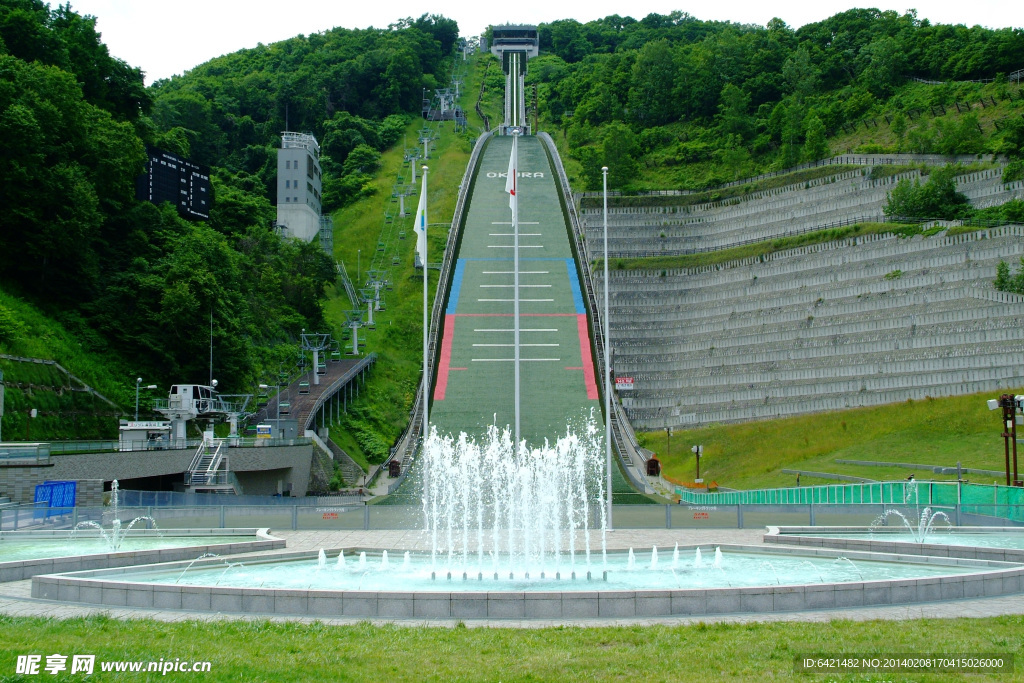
(276, 132, 324, 243)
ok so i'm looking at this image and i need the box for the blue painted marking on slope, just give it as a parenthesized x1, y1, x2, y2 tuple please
(565, 259, 585, 314)
(461, 257, 569, 261)
(447, 259, 466, 314)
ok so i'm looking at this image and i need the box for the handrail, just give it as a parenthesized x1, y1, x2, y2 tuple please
(386, 130, 494, 481)
(184, 440, 207, 474)
(300, 353, 377, 431)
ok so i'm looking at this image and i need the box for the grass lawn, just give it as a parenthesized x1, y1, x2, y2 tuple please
(1, 614, 1022, 681)
(318, 55, 482, 468)
(646, 389, 1023, 490)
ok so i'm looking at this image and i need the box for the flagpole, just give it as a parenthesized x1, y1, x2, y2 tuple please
(512, 130, 520, 455)
(603, 166, 612, 531)
(422, 165, 429, 445)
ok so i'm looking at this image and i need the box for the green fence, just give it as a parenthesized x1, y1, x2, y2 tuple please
(678, 482, 1024, 523)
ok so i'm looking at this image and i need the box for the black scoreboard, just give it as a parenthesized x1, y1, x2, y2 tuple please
(135, 148, 211, 220)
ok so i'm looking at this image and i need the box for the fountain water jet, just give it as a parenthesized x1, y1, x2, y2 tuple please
(419, 420, 607, 574)
(70, 481, 160, 552)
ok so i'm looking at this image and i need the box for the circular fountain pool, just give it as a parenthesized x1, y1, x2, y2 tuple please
(0, 534, 268, 562)
(118, 545, 979, 592)
(32, 544, 1024, 619)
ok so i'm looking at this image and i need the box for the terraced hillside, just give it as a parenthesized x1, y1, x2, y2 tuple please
(587, 161, 1024, 430)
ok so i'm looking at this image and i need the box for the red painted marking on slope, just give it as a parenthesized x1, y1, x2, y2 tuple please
(450, 367, 468, 371)
(576, 314, 599, 400)
(451, 313, 577, 317)
(434, 315, 457, 400)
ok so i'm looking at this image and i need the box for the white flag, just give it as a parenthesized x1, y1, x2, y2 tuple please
(414, 171, 427, 267)
(505, 134, 517, 212)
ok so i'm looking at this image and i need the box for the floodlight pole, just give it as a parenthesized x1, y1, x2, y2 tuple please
(603, 165, 612, 531)
(135, 377, 142, 422)
(1001, 394, 1014, 486)
(134, 378, 157, 421)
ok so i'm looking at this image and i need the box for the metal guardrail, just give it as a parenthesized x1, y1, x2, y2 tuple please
(596, 215, 1023, 261)
(15, 437, 312, 457)
(5, 502, 1021, 531)
(575, 154, 999, 201)
(302, 354, 377, 432)
(385, 130, 494, 485)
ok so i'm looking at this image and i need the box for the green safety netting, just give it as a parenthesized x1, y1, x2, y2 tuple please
(678, 482, 1024, 523)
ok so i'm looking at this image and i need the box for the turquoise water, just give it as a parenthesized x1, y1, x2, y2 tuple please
(0, 536, 254, 562)
(109, 547, 978, 593)
(792, 532, 1024, 549)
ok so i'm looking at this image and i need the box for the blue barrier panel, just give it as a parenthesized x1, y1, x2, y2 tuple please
(33, 481, 77, 519)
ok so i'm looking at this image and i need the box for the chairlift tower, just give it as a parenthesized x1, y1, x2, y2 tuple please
(393, 181, 415, 217)
(342, 310, 366, 355)
(300, 330, 331, 386)
(405, 148, 421, 182)
(216, 394, 253, 438)
(366, 269, 388, 309)
(435, 88, 455, 116)
(418, 128, 434, 160)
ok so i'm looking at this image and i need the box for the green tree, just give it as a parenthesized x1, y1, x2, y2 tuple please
(884, 165, 970, 219)
(627, 39, 677, 126)
(891, 112, 907, 152)
(716, 83, 751, 140)
(933, 113, 984, 155)
(995, 260, 1011, 291)
(802, 114, 829, 161)
(602, 122, 639, 189)
(859, 37, 906, 98)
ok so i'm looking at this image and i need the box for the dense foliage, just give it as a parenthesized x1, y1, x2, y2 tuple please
(530, 10, 1024, 190)
(148, 14, 458, 209)
(0, 0, 457, 396)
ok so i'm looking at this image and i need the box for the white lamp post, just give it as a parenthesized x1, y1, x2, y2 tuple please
(135, 378, 157, 421)
(259, 383, 281, 437)
(602, 166, 612, 531)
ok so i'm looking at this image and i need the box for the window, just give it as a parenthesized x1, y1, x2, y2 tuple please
(285, 196, 290, 202)
(285, 160, 291, 170)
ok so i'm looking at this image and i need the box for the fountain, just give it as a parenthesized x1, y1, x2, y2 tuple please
(419, 422, 606, 574)
(1, 478, 283, 581)
(863, 479, 952, 543)
(70, 480, 160, 552)
(21, 423, 1024, 618)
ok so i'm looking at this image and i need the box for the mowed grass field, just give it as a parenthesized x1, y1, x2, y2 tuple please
(1, 614, 1022, 682)
(645, 388, 1024, 490)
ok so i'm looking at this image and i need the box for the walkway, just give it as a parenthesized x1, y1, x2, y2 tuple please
(430, 135, 599, 443)
(253, 355, 375, 433)
(2, 529, 1022, 626)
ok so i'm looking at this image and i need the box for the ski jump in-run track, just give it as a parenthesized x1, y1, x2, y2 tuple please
(428, 51, 601, 447)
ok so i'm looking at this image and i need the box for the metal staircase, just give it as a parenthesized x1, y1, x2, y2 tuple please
(184, 439, 235, 493)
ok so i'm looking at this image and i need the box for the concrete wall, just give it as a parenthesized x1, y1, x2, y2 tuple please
(0, 444, 314, 503)
(582, 166, 1024, 257)
(0, 467, 103, 507)
(599, 227, 1024, 429)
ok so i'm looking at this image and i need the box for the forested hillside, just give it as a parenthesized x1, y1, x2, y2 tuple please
(0, 0, 457, 412)
(527, 10, 1024, 191)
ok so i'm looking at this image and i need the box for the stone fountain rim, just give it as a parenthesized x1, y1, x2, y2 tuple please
(29, 542, 1024, 619)
(0, 529, 283, 583)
